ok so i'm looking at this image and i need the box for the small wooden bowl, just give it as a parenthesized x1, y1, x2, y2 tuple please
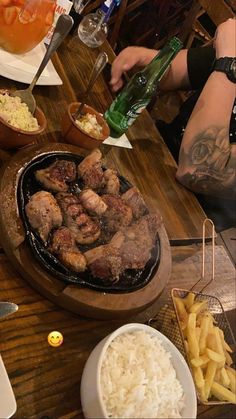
(61, 102, 110, 150)
(0, 90, 47, 149)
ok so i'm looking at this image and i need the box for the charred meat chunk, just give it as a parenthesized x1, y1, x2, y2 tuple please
(122, 186, 148, 219)
(49, 226, 86, 272)
(84, 233, 124, 282)
(78, 149, 104, 190)
(120, 214, 161, 270)
(103, 168, 120, 195)
(35, 160, 76, 192)
(56, 192, 80, 213)
(101, 194, 133, 234)
(79, 189, 107, 216)
(25, 191, 62, 243)
(56, 191, 101, 245)
(84, 214, 161, 281)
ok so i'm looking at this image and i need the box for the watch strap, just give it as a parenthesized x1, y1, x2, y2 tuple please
(214, 57, 236, 83)
(215, 57, 233, 72)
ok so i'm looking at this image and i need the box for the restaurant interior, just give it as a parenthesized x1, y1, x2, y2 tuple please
(0, 0, 235, 418)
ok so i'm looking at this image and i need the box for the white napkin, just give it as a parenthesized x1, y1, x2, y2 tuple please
(0, 43, 50, 76)
(103, 133, 133, 149)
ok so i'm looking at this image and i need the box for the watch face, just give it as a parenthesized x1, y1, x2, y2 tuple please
(230, 59, 236, 78)
(215, 58, 236, 82)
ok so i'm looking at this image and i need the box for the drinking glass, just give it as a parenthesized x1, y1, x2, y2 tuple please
(0, 0, 56, 54)
(73, 0, 92, 14)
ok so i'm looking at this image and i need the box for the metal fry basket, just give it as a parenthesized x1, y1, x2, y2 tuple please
(149, 218, 236, 405)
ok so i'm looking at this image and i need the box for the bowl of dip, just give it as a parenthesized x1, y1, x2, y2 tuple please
(61, 102, 110, 150)
(0, 90, 47, 149)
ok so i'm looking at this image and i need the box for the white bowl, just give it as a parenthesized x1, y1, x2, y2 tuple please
(80, 323, 197, 419)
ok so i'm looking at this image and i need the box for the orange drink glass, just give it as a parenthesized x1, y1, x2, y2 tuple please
(0, 0, 56, 54)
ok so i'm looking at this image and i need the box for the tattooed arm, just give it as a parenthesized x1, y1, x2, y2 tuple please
(176, 19, 236, 198)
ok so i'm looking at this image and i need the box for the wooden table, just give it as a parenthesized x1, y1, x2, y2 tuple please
(0, 36, 212, 243)
(0, 37, 235, 418)
(0, 244, 235, 419)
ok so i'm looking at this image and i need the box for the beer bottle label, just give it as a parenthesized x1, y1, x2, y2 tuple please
(125, 100, 149, 127)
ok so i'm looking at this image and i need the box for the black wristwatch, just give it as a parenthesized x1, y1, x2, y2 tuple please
(214, 57, 236, 83)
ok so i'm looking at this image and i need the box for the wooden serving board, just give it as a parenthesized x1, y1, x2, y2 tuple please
(0, 143, 171, 319)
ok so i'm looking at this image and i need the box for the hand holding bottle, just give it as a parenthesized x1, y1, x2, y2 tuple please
(105, 37, 183, 138)
(110, 46, 158, 92)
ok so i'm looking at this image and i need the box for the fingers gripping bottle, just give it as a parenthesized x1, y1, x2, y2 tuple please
(105, 37, 183, 137)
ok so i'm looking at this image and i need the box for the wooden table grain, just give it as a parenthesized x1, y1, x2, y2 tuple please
(0, 36, 235, 419)
(0, 245, 235, 419)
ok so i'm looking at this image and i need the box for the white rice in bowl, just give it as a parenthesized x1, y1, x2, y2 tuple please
(100, 330, 185, 418)
(0, 93, 39, 131)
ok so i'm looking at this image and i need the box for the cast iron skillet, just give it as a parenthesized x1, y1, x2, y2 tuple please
(18, 152, 161, 293)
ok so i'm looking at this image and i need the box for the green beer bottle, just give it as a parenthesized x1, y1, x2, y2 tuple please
(105, 37, 183, 137)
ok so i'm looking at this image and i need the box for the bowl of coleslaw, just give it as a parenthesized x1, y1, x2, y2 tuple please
(61, 102, 110, 150)
(0, 90, 47, 149)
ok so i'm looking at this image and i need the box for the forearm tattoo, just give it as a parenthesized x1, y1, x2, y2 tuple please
(178, 126, 236, 198)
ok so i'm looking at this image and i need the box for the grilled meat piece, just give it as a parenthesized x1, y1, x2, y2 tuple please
(35, 160, 76, 192)
(78, 149, 104, 190)
(56, 192, 80, 213)
(84, 233, 124, 281)
(122, 186, 148, 219)
(56, 191, 101, 245)
(49, 227, 86, 272)
(25, 191, 62, 243)
(101, 194, 133, 234)
(79, 189, 107, 216)
(119, 214, 161, 269)
(103, 168, 120, 195)
(84, 214, 161, 281)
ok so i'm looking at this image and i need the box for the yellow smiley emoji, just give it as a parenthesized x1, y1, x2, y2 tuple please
(47, 331, 63, 347)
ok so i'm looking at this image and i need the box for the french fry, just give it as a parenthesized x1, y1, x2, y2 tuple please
(219, 329, 233, 353)
(184, 339, 189, 354)
(187, 331, 199, 359)
(226, 366, 236, 378)
(214, 327, 226, 367)
(207, 333, 217, 351)
(193, 366, 205, 389)
(226, 367, 236, 393)
(188, 312, 197, 329)
(211, 381, 236, 404)
(174, 297, 188, 330)
(174, 292, 236, 404)
(189, 300, 208, 315)
(220, 368, 230, 387)
(214, 369, 221, 384)
(184, 292, 195, 311)
(206, 348, 225, 364)
(198, 386, 207, 403)
(204, 360, 217, 400)
(225, 350, 233, 366)
(191, 355, 209, 368)
(195, 327, 201, 343)
(187, 313, 199, 359)
(199, 315, 211, 355)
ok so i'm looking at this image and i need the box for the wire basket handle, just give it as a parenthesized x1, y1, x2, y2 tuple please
(189, 218, 216, 293)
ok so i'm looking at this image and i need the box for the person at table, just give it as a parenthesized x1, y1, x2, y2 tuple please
(110, 19, 236, 203)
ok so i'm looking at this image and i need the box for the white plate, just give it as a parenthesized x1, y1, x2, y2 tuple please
(0, 355, 17, 418)
(0, 42, 62, 86)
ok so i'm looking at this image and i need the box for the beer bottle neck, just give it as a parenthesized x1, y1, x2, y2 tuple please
(140, 37, 183, 84)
